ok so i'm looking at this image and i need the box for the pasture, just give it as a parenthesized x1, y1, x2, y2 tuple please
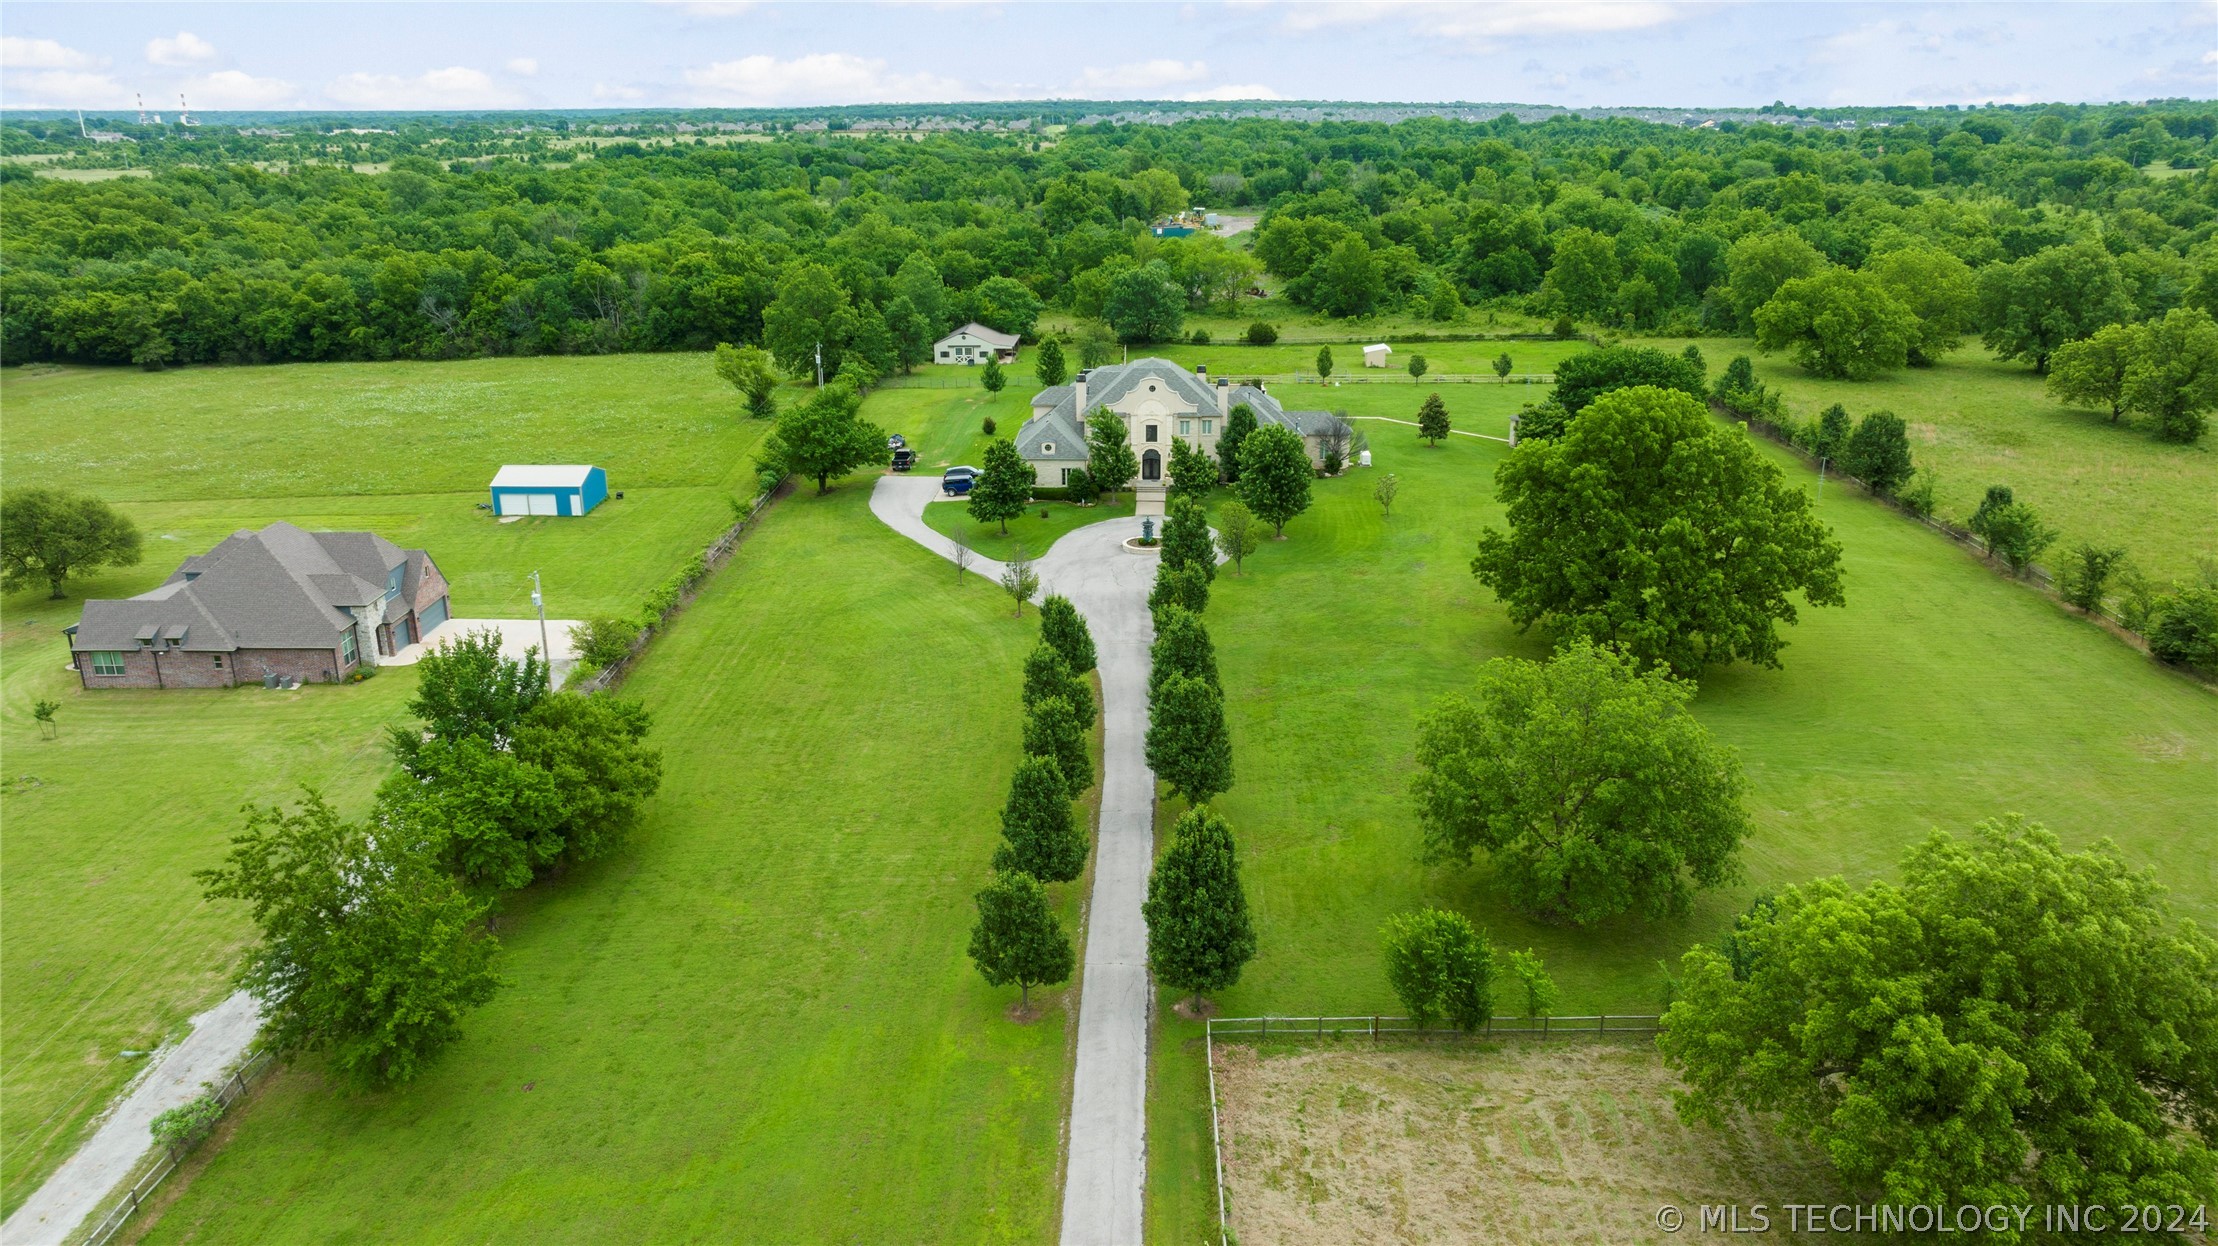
(1661, 340, 2218, 584)
(0, 353, 770, 1211)
(1146, 379, 2218, 1243)
(135, 478, 1081, 1243)
(1212, 1040, 1842, 1244)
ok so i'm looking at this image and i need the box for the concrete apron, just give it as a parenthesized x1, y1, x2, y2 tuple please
(867, 476, 1157, 1245)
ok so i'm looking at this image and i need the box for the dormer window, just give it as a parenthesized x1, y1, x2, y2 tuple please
(1041, 442, 1055, 455)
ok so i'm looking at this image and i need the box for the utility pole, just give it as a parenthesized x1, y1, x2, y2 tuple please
(530, 570, 553, 690)
(815, 341, 824, 387)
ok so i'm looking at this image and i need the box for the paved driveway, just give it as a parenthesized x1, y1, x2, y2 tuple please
(870, 475, 1158, 1246)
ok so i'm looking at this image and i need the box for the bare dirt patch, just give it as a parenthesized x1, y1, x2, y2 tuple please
(1215, 1039, 1845, 1245)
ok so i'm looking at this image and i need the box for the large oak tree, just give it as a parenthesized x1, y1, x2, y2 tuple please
(1661, 818, 2218, 1222)
(1471, 386, 1845, 676)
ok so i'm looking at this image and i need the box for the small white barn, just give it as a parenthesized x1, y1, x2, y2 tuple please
(1362, 343, 1393, 368)
(934, 322, 1021, 365)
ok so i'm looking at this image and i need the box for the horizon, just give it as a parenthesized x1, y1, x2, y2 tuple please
(3, 2, 2212, 115)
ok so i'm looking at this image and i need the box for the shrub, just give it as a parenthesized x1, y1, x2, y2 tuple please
(1245, 321, 1279, 345)
(572, 616, 640, 671)
(1381, 908, 1493, 1031)
(2149, 579, 2218, 672)
(1190, 329, 1212, 345)
(1895, 468, 1940, 519)
(1551, 314, 1576, 339)
(2057, 543, 2128, 613)
(982, 415, 997, 436)
(151, 1090, 226, 1154)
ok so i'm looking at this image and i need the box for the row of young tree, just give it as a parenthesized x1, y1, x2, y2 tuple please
(197, 634, 663, 1087)
(967, 596, 1097, 1014)
(1141, 509, 1257, 1011)
(10, 103, 2207, 369)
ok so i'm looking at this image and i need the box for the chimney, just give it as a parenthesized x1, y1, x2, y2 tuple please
(1196, 363, 1209, 380)
(1216, 377, 1230, 416)
(1073, 370, 1087, 418)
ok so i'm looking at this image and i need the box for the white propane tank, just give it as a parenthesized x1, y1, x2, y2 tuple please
(1358, 450, 1373, 468)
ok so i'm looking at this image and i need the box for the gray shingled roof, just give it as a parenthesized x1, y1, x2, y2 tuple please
(71, 521, 426, 653)
(1016, 358, 1324, 458)
(939, 321, 1021, 350)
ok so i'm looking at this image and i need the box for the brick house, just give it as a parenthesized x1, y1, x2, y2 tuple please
(66, 522, 451, 689)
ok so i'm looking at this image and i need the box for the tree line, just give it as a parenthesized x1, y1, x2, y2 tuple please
(4, 104, 2212, 374)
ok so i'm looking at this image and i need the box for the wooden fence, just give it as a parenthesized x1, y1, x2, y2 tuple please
(1203, 1014, 1661, 1246)
(571, 475, 791, 694)
(81, 1050, 275, 1246)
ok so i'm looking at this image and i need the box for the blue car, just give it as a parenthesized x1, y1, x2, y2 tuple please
(942, 466, 980, 496)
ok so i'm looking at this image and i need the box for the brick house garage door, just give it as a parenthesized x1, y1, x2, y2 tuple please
(418, 598, 448, 633)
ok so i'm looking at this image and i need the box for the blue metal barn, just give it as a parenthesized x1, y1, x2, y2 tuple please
(489, 465, 608, 517)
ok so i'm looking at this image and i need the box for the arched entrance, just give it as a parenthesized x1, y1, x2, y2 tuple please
(1141, 449, 1161, 481)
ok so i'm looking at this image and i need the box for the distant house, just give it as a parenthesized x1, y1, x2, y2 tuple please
(934, 323, 1020, 365)
(1018, 358, 1345, 492)
(1362, 343, 1393, 368)
(66, 522, 450, 689)
(490, 465, 608, 517)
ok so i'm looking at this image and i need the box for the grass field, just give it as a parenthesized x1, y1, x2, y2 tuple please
(1214, 1040, 1842, 1244)
(0, 353, 772, 1211)
(137, 479, 1085, 1243)
(1652, 339, 2218, 584)
(923, 495, 1138, 562)
(1146, 379, 2218, 1243)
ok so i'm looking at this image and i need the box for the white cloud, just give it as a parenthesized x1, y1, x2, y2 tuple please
(682, 53, 971, 106)
(664, 1, 757, 14)
(1273, 1, 1684, 42)
(1066, 58, 1209, 95)
(325, 66, 524, 109)
(507, 57, 540, 76)
(593, 81, 645, 101)
(1, 70, 126, 107)
(1, 36, 97, 70)
(185, 70, 299, 108)
(146, 32, 218, 67)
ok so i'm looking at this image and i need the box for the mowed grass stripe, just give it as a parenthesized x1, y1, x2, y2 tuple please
(137, 482, 1075, 1244)
(1146, 380, 2218, 1245)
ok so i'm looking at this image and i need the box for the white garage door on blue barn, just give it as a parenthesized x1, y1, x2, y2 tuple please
(489, 465, 609, 518)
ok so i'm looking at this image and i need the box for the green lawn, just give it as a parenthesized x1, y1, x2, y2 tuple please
(140, 480, 1083, 1243)
(1146, 336, 1588, 379)
(922, 496, 1138, 563)
(0, 353, 772, 1211)
(1145, 380, 2218, 1244)
(1653, 339, 2218, 583)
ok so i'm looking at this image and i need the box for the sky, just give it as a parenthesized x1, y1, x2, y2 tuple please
(1, 2, 2212, 115)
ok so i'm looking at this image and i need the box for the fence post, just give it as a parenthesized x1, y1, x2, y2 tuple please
(1260, 1016, 1267, 1039)
(1371, 1015, 1378, 1044)
(1542, 1015, 1549, 1039)
(1317, 1015, 1323, 1039)
(1600, 1014, 1607, 1035)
